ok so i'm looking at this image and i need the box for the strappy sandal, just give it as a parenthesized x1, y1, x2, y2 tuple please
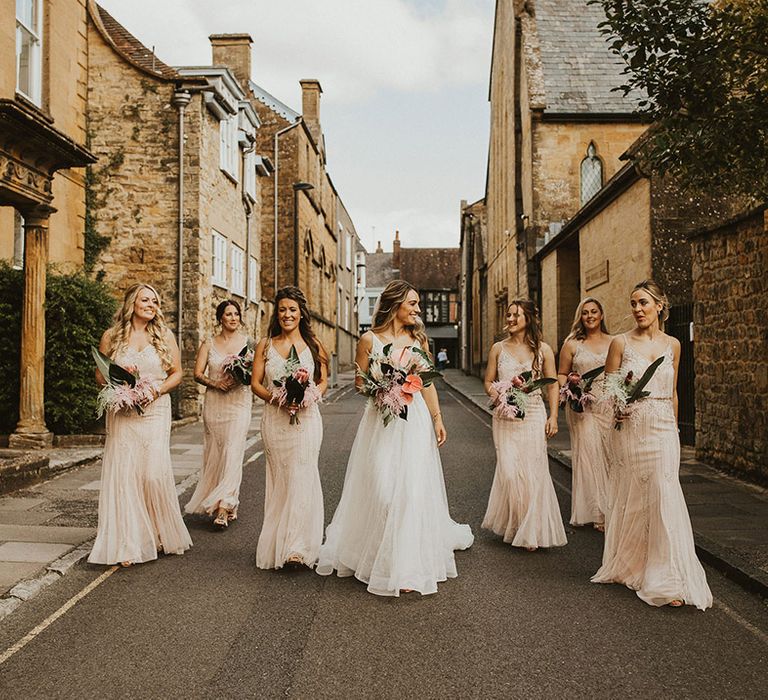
(227, 511, 238, 522)
(213, 510, 228, 528)
(669, 599, 684, 607)
(593, 522, 605, 533)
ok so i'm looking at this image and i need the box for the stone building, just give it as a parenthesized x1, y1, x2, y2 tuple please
(0, 0, 95, 446)
(336, 197, 362, 370)
(482, 0, 646, 344)
(690, 207, 768, 481)
(358, 241, 392, 332)
(459, 198, 487, 376)
(87, 6, 267, 417)
(235, 65, 340, 358)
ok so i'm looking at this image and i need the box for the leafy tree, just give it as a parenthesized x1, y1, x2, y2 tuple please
(593, 0, 768, 199)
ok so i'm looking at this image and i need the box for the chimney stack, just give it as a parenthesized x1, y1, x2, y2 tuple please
(300, 79, 323, 149)
(210, 34, 252, 89)
(392, 230, 401, 272)
(375, 240, 383, 254)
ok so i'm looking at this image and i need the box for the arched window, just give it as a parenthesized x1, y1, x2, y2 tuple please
(580, 142, 603, 205)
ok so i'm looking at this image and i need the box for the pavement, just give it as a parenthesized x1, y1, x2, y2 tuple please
(1, 376, 766, 697)
(0, 372, 356, 619)
(440, 368, 768, 599)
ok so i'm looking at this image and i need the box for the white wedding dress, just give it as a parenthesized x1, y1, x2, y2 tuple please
(317, 335, 473, 596)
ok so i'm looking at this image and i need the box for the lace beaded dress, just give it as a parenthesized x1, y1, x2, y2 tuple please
(482, 348, 567, 549)
(592, 336, 712, 610)
(567, 343, 611, 527)
(317, 334, 473, 596)
(256, 343, 324, 569)
(185, 340, 253, 518)
(89, 345, 192, 565)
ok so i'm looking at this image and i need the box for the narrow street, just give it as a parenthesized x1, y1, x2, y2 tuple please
(1, 383, 766, 698)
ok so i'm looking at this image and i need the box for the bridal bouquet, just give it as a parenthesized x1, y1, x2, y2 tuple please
(604, 356, 664, 430)
(559, 365, 605, 413)
(357, 344, 440, 426)
(221, 342, 255, 385)
(92, 347, 160, 417)
(490, 371, 556, 420)
(270, 345, 322, 424)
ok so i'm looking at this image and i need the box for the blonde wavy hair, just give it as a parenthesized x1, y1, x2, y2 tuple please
(107, 283, 173, 369)
(565, 297, 610, 342)
(632, 279, 670, 330)
(372, 280, 428, 349)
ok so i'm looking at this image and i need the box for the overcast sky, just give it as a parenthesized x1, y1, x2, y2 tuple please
(97, 0, 494, 252)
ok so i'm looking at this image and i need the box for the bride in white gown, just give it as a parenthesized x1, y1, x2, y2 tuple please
(317, 280, 473, 596)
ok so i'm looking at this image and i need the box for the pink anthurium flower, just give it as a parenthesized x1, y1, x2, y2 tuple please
(402, 373, 423, 395)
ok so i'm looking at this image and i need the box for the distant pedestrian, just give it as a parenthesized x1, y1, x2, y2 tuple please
(557, 297, 612, 531)
(483, 299, 566, 551)
(592, 280, 712, 610)
(436, 347, 449, 370)
(89, 283, 192, 567)
(185, 300, 253, 529)
(251, 287, 328, 569)
(317, 280, 473, 595)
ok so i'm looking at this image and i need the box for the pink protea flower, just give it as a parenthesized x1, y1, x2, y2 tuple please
(567, 371, 581, 385)
(392, 347, 413, 368)
(511, 375, 524, 388)
(294, 366, 310, 384)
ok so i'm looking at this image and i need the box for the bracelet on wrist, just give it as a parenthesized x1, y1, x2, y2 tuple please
(432, 412, 442, 422)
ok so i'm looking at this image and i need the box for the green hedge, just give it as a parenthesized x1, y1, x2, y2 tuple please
(0, 263, 117, 435)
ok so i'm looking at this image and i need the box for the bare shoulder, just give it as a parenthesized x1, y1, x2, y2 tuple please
(561, 338, 577, 354)
(358, 331, 374, 348)
(100, 328, 113, 345)
(540, 341, 555, 357)
(609, 334, 626, 351)
(667, 334, 681, 351)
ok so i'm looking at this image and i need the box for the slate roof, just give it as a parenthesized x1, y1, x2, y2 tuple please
(90, 3, 179, 80)
(365, 251, 394, 287)
(249, 80, 301, 122)
(533, 0, 640, 114)
(400, 248, 459, 291)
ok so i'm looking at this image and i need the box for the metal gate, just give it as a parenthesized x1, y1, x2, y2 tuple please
(667, 303, 695, 445)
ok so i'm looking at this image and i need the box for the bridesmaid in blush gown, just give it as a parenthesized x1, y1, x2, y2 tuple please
(482, 299, 566, 551)
(592, 280, 712, 610)
(89, 283, 192, 567)
(251, 287, 328, 569)
(185, 299, 253, 528)
(317, 280, 473, 596)
(558, 297, 613, 531)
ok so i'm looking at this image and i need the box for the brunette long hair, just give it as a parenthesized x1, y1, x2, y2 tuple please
(372, 280, 428, 348)
(107, 283, 173, 370)
(508, 298, 544, 377)
(565, 297, 610, 342)
(268, 286, 326, 383)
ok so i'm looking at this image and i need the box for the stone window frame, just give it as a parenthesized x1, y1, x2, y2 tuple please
(211, 230, 228, 289)
(244, 149, 257, 201)
(230, 243, 245, 297)
(248, 256, 258, 302)
(16, 0, 43, 105)
(219, 115, 239, 182)
(580, 141, 603, 206)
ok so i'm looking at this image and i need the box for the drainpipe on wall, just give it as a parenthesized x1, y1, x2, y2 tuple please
(171, 89, 192, 349)
(242, 143, 256, 312)
(273, 119, 302, 293)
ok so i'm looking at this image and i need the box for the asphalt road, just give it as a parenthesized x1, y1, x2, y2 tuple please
(1, 383, 767, 698)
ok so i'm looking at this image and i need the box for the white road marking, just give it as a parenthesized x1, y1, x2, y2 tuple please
(0, 565, 119, 666)
(244, 450, 264, 466)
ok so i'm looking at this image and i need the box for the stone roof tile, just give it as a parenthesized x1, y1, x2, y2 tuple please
(92, 3, 178, 80)
(533, 0, 641, 114)
(400, 248, 459, 290)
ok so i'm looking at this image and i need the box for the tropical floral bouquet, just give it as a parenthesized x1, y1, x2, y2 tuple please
(559, 365, 605, 413)
(92, 347, 160, 417)
(604, 356, 665, 430)
(271, 345, 322, 424)
(490, 371, 557, 420)
(221, 342, 255, 385)
(357, 344, 440, 426)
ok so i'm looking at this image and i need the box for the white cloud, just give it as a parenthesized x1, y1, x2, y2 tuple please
(354, 207, 459, 254)
(96, 0, 492, 106)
